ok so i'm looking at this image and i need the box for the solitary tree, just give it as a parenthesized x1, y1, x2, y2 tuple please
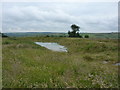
(68, 24, 81, 37)
(71, 24, 80, 32)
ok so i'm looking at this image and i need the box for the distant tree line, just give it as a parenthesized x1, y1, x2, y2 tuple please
(1, 33, 8, 37)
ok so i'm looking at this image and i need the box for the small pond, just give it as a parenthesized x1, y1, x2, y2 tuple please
(114, 63, 120, 66)
(35, 42, 67, 52)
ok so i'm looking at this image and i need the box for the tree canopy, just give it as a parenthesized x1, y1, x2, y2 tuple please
(68, 24, 81, 37)
(71, 24, 80, 32)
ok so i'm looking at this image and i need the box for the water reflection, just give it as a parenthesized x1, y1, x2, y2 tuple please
(115, 63, 120, 66)
(35, 42, 67, 52)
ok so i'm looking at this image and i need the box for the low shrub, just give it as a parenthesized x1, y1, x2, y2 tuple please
(2, 41, 10, 45)
(84, 35, 89, 38)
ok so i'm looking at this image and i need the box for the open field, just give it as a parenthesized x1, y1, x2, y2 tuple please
(2, 37, 119, 88)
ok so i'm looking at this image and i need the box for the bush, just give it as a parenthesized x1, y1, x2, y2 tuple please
(84, 35, 89, 38)
(59, 35, 63, 37)
(2, 33, 8, 37)
(79, 35, 83, 38)
(46, 35, 49, 37)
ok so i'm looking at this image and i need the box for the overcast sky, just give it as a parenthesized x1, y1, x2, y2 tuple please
(2, 2, 118, 33)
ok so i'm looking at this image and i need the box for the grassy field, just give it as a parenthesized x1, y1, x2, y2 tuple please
(2, 37, 119, 88)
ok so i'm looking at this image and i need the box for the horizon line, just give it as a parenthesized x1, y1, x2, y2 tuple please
(2, 31, 119, 33)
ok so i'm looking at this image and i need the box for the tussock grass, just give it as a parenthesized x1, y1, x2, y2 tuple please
(2, 37, 118, 88)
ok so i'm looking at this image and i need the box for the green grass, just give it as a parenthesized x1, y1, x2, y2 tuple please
(2, 37, 119, 88)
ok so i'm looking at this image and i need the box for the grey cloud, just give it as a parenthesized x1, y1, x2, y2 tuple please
(2, 2, 118, 33)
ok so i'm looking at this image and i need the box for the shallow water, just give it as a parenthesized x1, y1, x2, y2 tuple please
(115, 63, 120, 66)
(35, 42, 67, 52)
